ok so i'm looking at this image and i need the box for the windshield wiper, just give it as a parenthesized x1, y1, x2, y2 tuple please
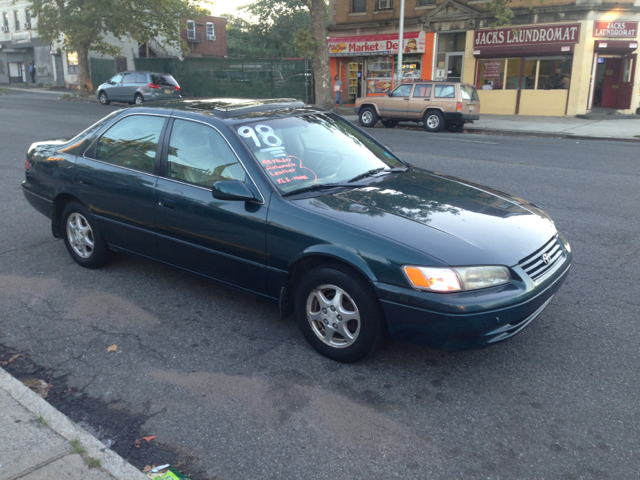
(282, 182, 362, 197)
(348, 167, 407, 183)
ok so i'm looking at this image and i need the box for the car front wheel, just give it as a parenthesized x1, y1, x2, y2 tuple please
(359, 107, 378, 128)
(423, 110, 445, 132)
(62, 201, 112, 269)
(295, 264, 386, 363)
(98, 91, 110, 105)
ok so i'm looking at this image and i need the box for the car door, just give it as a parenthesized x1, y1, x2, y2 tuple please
(74, 113, 167, 257)
(409, 83, 433, 119)
(105, 73, 124, 101)
(380, 84, 414, 118)
(154, 118, 269, 293)
(120, 72, 137, 103)
(430, 84, 456, 115)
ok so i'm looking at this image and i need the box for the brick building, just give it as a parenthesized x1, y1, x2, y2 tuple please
(327, 0, 640, 115)
(182, 15, 227, 57)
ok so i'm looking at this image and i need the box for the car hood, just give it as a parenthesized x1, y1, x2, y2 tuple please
(292, 168, 557, 266)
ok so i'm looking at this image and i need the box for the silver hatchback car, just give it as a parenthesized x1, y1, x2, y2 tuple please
(97, 71, 182, 106)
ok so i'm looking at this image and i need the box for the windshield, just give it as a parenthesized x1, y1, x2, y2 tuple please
(236, 113, 404, 194)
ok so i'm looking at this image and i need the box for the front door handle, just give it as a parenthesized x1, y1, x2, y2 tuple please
(77, 176, 91, 186)
(158, 199, 176, 210)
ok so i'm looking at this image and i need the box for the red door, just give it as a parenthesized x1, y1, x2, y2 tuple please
(600, 58, 621, 108)
(616, 55, 636, 110)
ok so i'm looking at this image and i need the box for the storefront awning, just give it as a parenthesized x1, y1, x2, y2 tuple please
(594, 40, 638, 52)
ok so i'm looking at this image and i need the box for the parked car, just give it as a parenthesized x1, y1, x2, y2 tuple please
(22, 99, 571, 363)
(96, 71, 181, 106)
(354, 82, 480, 133)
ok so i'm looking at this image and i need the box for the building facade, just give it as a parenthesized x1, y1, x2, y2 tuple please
(328, 0, 640, 115)
(0, 0, 56, 85)
(182, 15, 228, 58)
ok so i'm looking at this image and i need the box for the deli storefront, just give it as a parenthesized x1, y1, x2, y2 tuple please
(472, 23, 581, 116)
(328, 31, 434, 104)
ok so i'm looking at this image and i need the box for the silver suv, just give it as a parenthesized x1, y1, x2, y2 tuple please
(97, 71, 182, 106)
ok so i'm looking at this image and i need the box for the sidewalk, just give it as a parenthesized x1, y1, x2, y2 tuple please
(335, 106, 640, 141)
(0, 367, 146, 480)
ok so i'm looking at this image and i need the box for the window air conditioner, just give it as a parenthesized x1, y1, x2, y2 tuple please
(24, 23, 31, 29)
(1, 26, 8, 32)
(378, 0, 391, 9)
(207, 35, 216, 41)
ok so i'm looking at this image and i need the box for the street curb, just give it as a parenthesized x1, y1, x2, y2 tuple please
(463, 127, 640, 143)
(0, 367, 147, 480)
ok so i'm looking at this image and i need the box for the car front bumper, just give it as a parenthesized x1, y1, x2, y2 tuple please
(374, 252, 572, 351)
(353, 106, 360, 115)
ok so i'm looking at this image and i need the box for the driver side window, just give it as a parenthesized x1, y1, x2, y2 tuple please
(167, 120, 246, 187)
(110, 74, 123, 84)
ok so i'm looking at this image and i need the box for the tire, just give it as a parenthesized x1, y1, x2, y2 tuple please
(423, 110, 445, 132)
(134, 93, 144, 105)
(359, 107, 378, 128)
(295, 264, 386, 363)
(98, 91, 110, 105)
(61, 201, 112, 269)
(446, 122, 465, 133)
(381, 119, 399, 128)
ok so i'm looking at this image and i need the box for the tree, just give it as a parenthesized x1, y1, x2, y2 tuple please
(30, 0, 208, 94)
(239, 0, 332, 109)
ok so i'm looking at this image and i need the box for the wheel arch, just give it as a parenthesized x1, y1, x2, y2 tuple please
(359, 103, 381, 116)
(279, 247, 379, 318)
(51, 193, 84, 238)
(422, 106, 445, 118)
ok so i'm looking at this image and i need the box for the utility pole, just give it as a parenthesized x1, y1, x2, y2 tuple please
(395, 0, 405, 87)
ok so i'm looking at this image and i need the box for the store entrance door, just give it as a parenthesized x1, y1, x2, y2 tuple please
(595, 56, 635, 110)
(445, 53, 464, 82)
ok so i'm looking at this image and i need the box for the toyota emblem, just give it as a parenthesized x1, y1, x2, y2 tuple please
(542, 253, 551, 264)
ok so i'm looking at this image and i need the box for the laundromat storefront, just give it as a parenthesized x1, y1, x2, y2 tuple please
(328, 31, 433, 102)
(472, 23, 581, 115)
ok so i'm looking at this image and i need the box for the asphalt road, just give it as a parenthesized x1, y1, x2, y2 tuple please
(1, 89, 639, 479)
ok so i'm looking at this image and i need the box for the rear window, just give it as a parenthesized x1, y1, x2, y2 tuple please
(460, 85, 480, 101)
(152, 74, 179, 86)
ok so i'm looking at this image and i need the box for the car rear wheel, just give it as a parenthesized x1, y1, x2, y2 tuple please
(359, 107, 378, 128)
(295, 264, 386, 363)
(134, 94, 144, 105)
(423, 110, 445, 132)
(98, 91, 110, 105)
(381, 119, 399, 128)
(446, 122, 465, 133)
(62, 201, 112, 269)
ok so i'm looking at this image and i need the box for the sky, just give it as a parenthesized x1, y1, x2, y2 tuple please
(201, 0, 252, 17)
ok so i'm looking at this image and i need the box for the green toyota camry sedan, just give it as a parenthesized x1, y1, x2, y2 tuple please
(22, 99, 572, 363)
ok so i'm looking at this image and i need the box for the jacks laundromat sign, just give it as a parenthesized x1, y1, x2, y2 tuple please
(593, 21, 638, 38)
(474, 24, 581, 47)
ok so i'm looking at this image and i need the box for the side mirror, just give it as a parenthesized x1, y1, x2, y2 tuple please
(211, 180, 258, 202)
(109, 81, 115, 85)
(387, 92, 392, 97)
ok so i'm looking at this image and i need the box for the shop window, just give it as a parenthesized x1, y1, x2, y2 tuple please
(366, 56, 393, 94)
(401, 56, 421, 81)
(623, 58, 632, 83)
(438, 33, 466, 53)
(67, 52, 79, 75)
(352, 0, 367, 12)
(521, 59, 537, 90)
(505, 58, 521, 90)
(476, 59, 506, 90)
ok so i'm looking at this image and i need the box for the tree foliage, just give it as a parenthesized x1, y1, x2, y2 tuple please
(30, 0, 208, 93)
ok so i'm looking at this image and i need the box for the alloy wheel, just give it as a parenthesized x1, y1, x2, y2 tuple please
(306, 284, 361, 348)
(66, 213, 94, 258)
(427, 115, 440, 129)
(361, 111, 373, 124)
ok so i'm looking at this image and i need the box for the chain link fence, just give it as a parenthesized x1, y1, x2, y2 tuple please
(133, 57, 313, 103)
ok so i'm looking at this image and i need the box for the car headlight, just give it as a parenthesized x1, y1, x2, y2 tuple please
(402, 265, 511, 292)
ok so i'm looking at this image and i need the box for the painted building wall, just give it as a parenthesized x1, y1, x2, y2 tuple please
(181, 16, 228, 57)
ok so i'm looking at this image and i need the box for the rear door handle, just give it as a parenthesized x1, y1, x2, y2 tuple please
(158, 199, 176, 210)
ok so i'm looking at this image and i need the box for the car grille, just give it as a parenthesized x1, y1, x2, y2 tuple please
(518, 236, 565, 282)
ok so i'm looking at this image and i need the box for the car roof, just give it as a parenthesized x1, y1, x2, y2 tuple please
(144, 98, 323, 122)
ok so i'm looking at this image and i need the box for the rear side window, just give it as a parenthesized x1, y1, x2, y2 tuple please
(135, 73, 148, 83)
(122, 73, 136, 84)
(167, 119, 246, 187)
(95, 115, 165, 174)
(434, 85, 455, 98)
(460, 85, 480, 101)
(413, 84, 432, 98)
